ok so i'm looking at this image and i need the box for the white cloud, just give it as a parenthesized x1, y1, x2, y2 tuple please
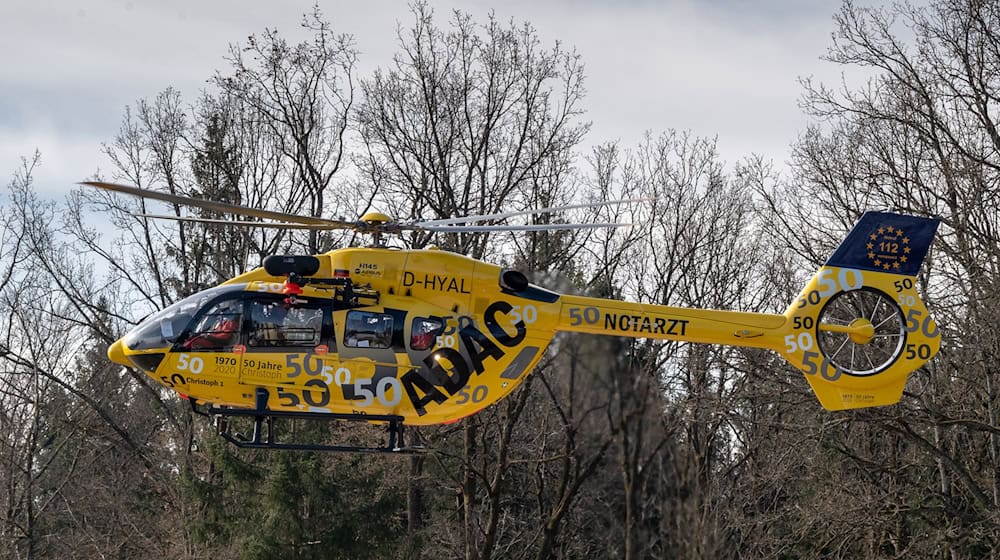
(1, 0, 852, 192)
(0, 126, 106, 196)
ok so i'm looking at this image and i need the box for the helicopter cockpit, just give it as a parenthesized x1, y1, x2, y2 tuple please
(121, 284, 334, 371)
(124, 285, 240, 352)
(118, 282, 447, 377)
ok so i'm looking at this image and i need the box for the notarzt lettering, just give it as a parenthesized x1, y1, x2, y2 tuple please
(603, 313, 689, 336)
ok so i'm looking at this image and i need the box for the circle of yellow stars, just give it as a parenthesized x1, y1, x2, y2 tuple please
(866, 225, 911, 271)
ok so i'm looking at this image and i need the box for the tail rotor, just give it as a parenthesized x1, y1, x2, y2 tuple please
(782, 212, 940, 410)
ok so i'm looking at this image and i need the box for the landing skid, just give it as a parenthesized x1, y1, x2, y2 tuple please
(199, 390, 424, 453)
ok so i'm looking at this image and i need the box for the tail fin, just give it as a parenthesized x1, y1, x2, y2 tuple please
(783, 212, 941, 410)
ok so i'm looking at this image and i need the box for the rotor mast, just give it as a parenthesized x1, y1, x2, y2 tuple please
(359, 211, 393, 246)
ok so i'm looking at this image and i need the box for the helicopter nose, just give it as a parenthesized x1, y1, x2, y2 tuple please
(108, 339, 129, 367)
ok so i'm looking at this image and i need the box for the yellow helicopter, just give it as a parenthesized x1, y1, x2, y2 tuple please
(88, 181, 941, 452)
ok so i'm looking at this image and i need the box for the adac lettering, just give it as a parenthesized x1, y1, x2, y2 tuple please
(403, 271, 472, 294)
(603, 313, 689, 336)
(402, 300, 525, 415)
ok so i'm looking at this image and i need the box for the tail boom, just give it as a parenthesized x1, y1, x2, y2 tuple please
(557, 294, 786, 349)
(554, 212, 941, 411)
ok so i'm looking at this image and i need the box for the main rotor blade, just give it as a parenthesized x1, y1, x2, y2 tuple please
(82, 181, 354, 228)
(413, 222, 631, 233)
(132, 214, 338, 230)
(415, 198, 650, 226)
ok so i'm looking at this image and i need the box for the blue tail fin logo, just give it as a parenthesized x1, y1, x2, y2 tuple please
(826, 212, 939, 276)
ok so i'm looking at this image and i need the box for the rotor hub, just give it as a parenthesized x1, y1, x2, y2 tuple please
(360, 212, 392, 225)
(847, 318, 876, 345)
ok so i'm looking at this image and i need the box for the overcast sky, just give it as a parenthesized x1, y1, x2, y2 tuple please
(1, 0, 854, 197)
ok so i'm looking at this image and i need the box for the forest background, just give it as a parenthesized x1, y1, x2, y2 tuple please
(3, 1, 1000, 558)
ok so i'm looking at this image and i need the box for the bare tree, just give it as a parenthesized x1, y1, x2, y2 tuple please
(218, 5, 357, 254)
(0, 155, 183, 558)
(754, 0, 1000, 554)
(356, 1, 589, 256)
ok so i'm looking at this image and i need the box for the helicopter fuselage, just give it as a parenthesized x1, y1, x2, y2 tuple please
(110, 213, 943, 426)
(82, 179, 942, 445)
(112, 247, 581, 425)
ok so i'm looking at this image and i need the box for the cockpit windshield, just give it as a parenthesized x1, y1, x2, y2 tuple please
(124, 285, 245, 351)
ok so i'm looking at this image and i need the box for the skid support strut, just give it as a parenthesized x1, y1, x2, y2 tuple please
(206, 388, 421, 453)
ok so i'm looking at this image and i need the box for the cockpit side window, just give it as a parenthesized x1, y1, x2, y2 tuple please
(248, 298, 325, 348)
(344, 311, 393, 349)
(179, 298, 243, 351)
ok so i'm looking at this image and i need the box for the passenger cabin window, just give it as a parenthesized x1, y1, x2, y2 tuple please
(345, 311, 393, 349)
(410, 317, 443, 350)
(180, 298, 243, 351)
(248, 300, 324, 348)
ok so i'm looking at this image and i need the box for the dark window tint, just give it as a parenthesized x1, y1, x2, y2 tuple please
(179, 298, 243, 351)
(344, 311, 393, 349)
(248, 300, 324, 348)
(410, 317, 443, 350)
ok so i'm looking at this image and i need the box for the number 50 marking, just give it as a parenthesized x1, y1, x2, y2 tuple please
(353, 377, 403, 407)
(436, 334, 457, 348)
(510, 305, 538, 324)
(568, 306, 600, 326)
(817, 268, 864, 298)
(784, 332, 815, 354)
(176, 353, 204, 374)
